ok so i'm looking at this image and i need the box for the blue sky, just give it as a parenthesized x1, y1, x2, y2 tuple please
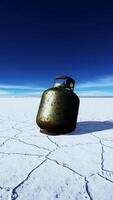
(0, 75, 113, 96)
(0, 0, 113, 96)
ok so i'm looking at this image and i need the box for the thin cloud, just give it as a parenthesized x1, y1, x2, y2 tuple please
(0, 77, 113, 97)
(0, 84, 46, 97)
(78, 76, 113, 88)
(0, 84, 46, 90)
(0, 90, 43, 97)
(78, 90, 113, 96)
(21, 91, 43, 96)
(0, 90, 14, 95)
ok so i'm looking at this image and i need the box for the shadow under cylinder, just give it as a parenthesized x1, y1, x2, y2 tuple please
(36, 75, 80, 135)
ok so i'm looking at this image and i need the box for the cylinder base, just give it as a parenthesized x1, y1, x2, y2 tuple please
(40, 128, 75, 135)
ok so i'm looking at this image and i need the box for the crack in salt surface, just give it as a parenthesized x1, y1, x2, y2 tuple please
(46, 156, 83, 177)
(12, 138, 51, 152)
(57, 142, 100, 151)
(12, 125, 23, 137)
(100, 140, 104, 172)
(91, 134, 113, 174)
(46, 136, 60, 148)
(97, 173, 113, 184)
(46, 155, 94, 200)
(0, 138, 11, 147)
(99, 140, 113, 173)
(101, 143, 113, 150)
(10, 149, 58, 199)
(0, 152, 44, 157)
(11, 159, 47, 200)
(84, 177, 93, 200)
(1, 109, 113, 199)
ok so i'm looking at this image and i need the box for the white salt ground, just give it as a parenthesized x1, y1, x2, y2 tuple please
(0, 97, 113, 200)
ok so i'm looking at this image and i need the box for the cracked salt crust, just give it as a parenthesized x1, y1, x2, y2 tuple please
(0, 97, 113, 200)
(14, 160, 90, 200)
(0, 138, 49, 156)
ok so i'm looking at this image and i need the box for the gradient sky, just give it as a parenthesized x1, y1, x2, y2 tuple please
(0, 0, 113, 96)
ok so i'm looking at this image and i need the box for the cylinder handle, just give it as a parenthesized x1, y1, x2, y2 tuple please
(54, 75, 75, 91)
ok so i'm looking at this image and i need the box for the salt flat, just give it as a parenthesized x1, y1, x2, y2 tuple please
(0, 97, 113, 200)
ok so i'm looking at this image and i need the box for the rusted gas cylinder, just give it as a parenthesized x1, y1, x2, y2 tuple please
(36, 75, 80, 135)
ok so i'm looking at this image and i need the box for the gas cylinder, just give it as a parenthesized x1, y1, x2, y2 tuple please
(36, 75, 80, 135)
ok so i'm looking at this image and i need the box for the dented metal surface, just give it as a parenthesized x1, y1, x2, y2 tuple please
(36, 76, 80, 135)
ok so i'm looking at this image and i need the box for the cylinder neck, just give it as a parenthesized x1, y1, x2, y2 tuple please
(53, 75, 75, 91)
